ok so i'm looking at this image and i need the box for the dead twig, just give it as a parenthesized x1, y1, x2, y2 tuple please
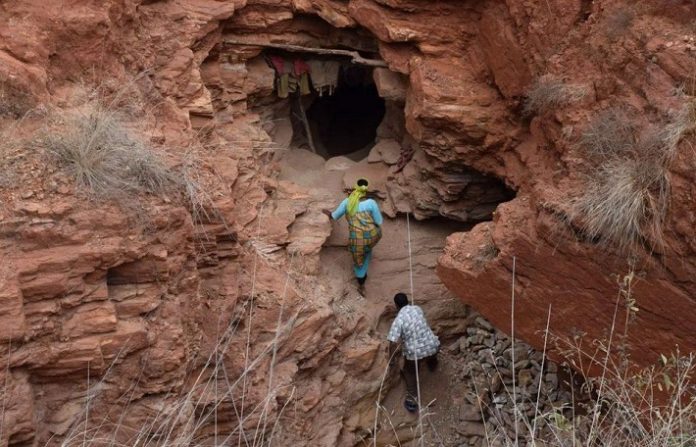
(224, 39, 388, 67)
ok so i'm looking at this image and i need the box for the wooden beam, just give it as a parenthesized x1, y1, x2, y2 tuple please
(224, 39, 388, 68)
(295, 94, 318, 154)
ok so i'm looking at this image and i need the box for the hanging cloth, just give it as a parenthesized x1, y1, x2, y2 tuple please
(284, 60, 298, 95)
(268, 56, 292, 98)
(293, 59, 311, 95)
(307, 60, 340, 96)
(267, 56, 313, 98)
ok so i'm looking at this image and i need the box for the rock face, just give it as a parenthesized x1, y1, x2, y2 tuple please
(1, 0, 696, 445)
(432, 1, 696, 370)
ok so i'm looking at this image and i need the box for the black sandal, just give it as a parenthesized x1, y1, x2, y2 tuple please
(357, 275, 367, 294)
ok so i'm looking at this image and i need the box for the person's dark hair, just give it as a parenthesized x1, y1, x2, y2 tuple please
(357, 178, 369, 187)
(394, 293, 409, 309)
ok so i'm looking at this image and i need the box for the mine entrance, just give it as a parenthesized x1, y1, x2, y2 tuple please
(257, 48, 393, 161)
(305, 64, 385, 159)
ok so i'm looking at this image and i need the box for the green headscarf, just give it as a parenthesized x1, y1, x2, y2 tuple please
(347, 182, 369, 216)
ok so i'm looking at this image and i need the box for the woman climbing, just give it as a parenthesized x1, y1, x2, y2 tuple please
(323, 178, 383, 293)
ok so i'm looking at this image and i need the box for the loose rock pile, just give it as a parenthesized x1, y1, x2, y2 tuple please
(447, 315, 578, 446)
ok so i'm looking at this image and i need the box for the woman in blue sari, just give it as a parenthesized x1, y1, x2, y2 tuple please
(324, 178, 383, 292)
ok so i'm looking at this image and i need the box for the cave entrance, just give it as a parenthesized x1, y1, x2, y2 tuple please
(305, 65, 385, 160)
(252, 47, 399, 162)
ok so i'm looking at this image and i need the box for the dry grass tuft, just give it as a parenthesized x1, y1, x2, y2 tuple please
(473, 231, 500, 268)
(180, 148, 220, 229)
(484, 349, 696, 447)
(2, 78, 228, 233)
(573, 105, 693, 252)
(0, 117, 29, 190)
(579, 108, 636, 160)
(524, 77, 589, 115)
(604, 9, 635, 40)
(0, 83, 33, 119)
(574, 158, 669, 252)
(662, 101, 696, 151)
(34, 99, 178, 200)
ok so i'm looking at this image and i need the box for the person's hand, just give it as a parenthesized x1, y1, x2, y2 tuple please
(322, 209, 333, 219)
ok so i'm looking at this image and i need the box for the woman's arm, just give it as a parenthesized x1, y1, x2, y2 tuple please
(327, 198, 348, 220)
(369, 200, 384, 226)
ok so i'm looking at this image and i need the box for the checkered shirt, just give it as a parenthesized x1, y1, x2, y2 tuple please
(387, 305, 440, 360)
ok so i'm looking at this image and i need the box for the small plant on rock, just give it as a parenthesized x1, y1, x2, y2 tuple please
(572, 105, 692, 252)
(579, 108, 636, 160)
(0, 83, 33, 119)
(35, 97, 178, 201)
(523, 76, 588, 115)
(574, 156, 669, 252)
(604, 9, 635, 40)
(473, 232, 499, 268)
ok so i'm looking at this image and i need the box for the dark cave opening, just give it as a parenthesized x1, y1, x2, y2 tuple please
(306, 65, 386, 159)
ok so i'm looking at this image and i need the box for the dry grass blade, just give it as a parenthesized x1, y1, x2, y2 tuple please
(556, 342, 696, 447)
(372, 346, 400, 447)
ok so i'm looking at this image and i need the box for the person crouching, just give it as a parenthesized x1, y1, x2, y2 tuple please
(387, 292, 440, 413)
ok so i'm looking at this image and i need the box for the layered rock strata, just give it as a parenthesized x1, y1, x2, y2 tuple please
(1, 0, 696, 445)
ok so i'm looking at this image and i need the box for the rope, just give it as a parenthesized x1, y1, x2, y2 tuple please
(511, 256, 518, 445)
(407, 212, 415, 303)
(238, 205, 265, 447)
(406, 212, 425, 446)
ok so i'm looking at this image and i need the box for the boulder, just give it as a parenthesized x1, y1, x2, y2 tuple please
(375, 139, 402, 165)
(326, 156, 357, 171)
(373, 68, 408, 101)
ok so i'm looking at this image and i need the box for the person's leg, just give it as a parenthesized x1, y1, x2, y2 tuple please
(425, 352, 438, 372)
(354, 251, 371, 291)
(355, 251, 371, 277)
(402, 358, 419, 411)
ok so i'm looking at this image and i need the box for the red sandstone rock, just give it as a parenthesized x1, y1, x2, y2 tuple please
(2, 0, 696, 445)
(373, 67, 408, 102)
